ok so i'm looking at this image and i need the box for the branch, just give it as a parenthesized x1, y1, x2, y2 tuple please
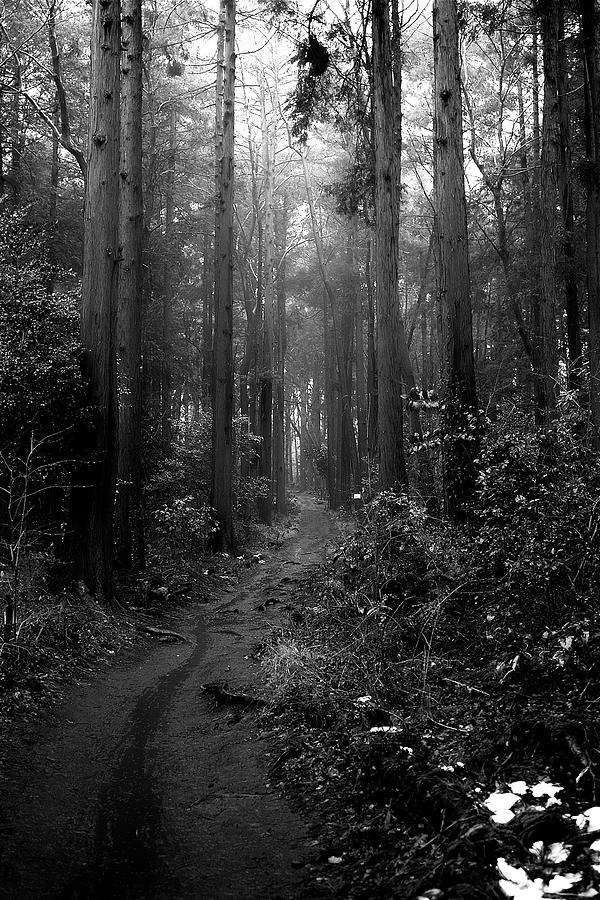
(22, 91, 86, 178)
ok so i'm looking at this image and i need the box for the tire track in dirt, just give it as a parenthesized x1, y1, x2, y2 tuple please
(0, 495, 336, 900)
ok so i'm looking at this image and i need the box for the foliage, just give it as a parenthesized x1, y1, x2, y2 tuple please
(473, 407, 600, 613)
(0, 209, 87, 452)
(153, 496, 217, 553)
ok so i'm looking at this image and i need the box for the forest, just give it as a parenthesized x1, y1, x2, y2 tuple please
(2, 0, 600, 897)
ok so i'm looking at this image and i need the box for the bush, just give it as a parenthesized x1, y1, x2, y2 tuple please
(152, 496, 217, 553)
(473, 408, 600, 613)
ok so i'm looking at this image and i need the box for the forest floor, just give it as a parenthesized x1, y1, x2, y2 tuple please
(0, 494, 340, 900)
(3, 494, 600, 900)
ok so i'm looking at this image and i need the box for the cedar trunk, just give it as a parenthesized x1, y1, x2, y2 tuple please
(117, 0, 144, 569)
(373, 0, 407, 489)
(582, 0, 600, 442)
(70, 0, 120, 596)
(211, 0, 236, 551)
(433, 0, 478, 518)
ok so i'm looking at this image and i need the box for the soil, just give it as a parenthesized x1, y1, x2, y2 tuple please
(0, 495, 337, 900)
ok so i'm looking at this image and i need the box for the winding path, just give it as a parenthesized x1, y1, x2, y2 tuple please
(0, 496, 336, 900)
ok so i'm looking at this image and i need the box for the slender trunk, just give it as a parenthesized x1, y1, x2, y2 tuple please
(556, 3, 581, 386)
(117, 0, 144, 569)
(201, 232, 212, 405)
(366, 238, 378, 460)
(258, 82, 274, 524)
(10, 58, 21, 203)
(535, 0, 559, 427)
(354, 228, 367, 474)
(161, 105, 176, 442)
(210, 0, 236, 551)
(274, 202, 288, 515)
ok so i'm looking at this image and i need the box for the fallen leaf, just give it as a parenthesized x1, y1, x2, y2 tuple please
(510, 781, 529, 796)
(545, 872, 581, 892)
(530, 782, 563, 799)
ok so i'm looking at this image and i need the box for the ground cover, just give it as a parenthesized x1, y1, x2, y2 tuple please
(261, 471, 600, 899)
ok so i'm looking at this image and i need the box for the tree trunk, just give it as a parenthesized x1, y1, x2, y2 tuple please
(69, 0, 120, 597)
(210, 0, 236, 552)
(582, 0, 600, 441)
(273, 201, 288, 515)
(433, 0, 478, 518)
(354, 227, 367, 476)
(201, 232, 212, 406)
(556, 2, 581, 387)
(373, 0, 407, 489)
(161, 105, 176, 443)
(116, 0, 144, 569)
(258, 82, 274, 524)
(366, 238, 378, 460)
(535, 0, 559, 428)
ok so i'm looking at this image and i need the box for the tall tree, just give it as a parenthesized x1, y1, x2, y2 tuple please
(211, 0, 236, 551)
(535, 0, 559, 427)
(582, 0, 600, 441)
(70, 0, 121, 595)
(433, 0, 478, 517)
(373, 0, 407, 489)
(258, 79, 274, 524)
(117, 0, 144, 568)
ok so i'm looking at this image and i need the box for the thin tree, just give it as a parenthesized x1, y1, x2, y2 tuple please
(433, 0, 478, 517)
(211, 0, 236, 551)
(258, 79, 275, 525)
(535, 0, 559, 427)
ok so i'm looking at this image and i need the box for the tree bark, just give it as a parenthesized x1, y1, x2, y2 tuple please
(373, 0, 407, 490)
(116, 0, 144, 569)
(535, 0, 559, 427)
(69, 0, 120, 597)
(556, 2, 581, 387)
(258, 81, 274, 524)
(433, 0, 478, 518)
(210, 0, 236, 551)
(582, 0, 600, 441)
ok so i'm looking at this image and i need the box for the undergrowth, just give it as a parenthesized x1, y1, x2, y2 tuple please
(262, 412, 600, 899)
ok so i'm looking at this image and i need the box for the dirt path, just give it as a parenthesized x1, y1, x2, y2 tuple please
(0, 496, 337, 900)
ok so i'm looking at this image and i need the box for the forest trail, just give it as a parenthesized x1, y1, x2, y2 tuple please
(0, 495, 337, 900)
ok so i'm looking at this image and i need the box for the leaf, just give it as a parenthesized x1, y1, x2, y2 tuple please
(545, 872, 581, 892)
(498, 878, 545, 899)
(497, 858, 530, 884)
(486, 792, 522, 823)
(529, 841, 544, 860)
(581, 807, 600, 832)
(530, 782, 563, 799)
(510, 780, 529, 795)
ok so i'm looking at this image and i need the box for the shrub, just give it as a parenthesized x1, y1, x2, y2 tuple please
(473, 408, 600, 613)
